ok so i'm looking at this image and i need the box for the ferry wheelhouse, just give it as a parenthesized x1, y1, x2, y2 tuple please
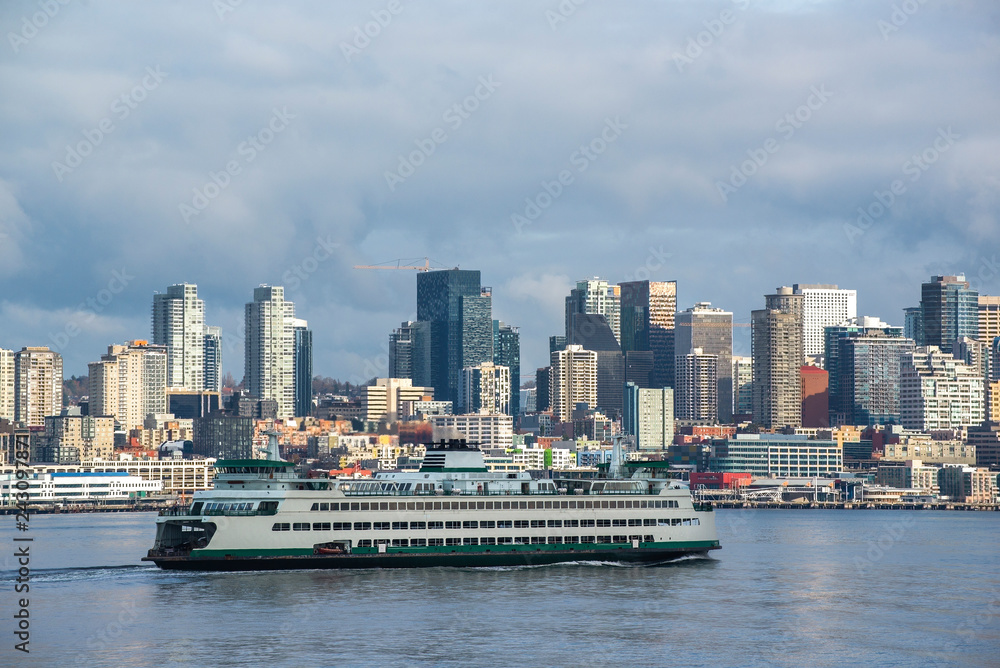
(143, 436, 720, 570)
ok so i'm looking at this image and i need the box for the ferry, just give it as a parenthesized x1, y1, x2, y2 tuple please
(143, 435, 720, 570)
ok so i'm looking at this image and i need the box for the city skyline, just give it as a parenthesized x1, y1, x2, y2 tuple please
(0, 2, 997, 385)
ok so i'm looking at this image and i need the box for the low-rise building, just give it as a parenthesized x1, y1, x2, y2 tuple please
(710, 434, 843, 477)
(428, 414, 513, 449)
(875, 460, 940, 495)
(938, 465, 998, 503)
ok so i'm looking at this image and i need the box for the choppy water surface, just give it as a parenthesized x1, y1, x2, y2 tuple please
(4, 509, 998, 667)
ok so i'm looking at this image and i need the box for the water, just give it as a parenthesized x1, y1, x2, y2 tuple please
(5, 510, 998, 667)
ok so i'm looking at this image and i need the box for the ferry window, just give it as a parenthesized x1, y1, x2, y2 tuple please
(644, 535, 654, 542)
(311, 503, 319, 511)
(358, 540, 372, 548)
(354, 522, 371, 530)
(671, 500, 679, 508)
(643, 519, 656, 526)
(414, 503, 424, 511)
(530, 520, 545, 528)
(393, 503, 402, 511)
(692, 518, 700, 525)
(477, 502, 485, 510)
(626, 501, 634, 509)
(600, 501, 609, 509)
(480, 521, 496, 529)
(445, 521, 461, 530)
(428, 521, 444, 530)
(502, 502, 511, 510)
(547, 519, 562, 528)
(373, 522, 390, 530)
(628, 519, 641, 527)
(597, 535, 612, 543)
(519, 502, 527, 509)
(671, 519, 681, 526)
(271, 523, 290, 531)
(463, 521, 478, 529)
(407, 503, 416, 511)
(392, 522, 408, 530)
(412, 539, 427, 547)
(432, 502, 442, 510)
(612, 519, 627, 527)
(514, 520, 529, 529)
(658, 519, 669, 525)
(446, 538, 461, 546)
(313, 523, 331, 531)
(564, 519, 579, 527)
(460, 502, 468, 510)
(561, 502, 569, 509)
(498, 537, 513, 544)
(515, 537, 530, 545)
(544, 501, 553, 509)
(564, 536, 578, 543)
(497, 520, 513, 529)
(653, 501, 661, 508)
(391, 539, 409, 547)
(428, 538, 444, 546)
(629, 535, 642, 542)
(485, 502, 495, 510)
(530, 537, 545, 544)
(613, 535, 628, 543)
(585, 502, 594, 509)
(581, 536, 595, 543)
(481, 537, 496, 545)
(320, 503, 329, 511)
(463, 538, 478, 546)
(333, 522, 351, 531)
(597, 519, 611, 527)
(527, 501, 536, 510)
(350, 503, 360, 511)
(379, 503, 388, 511)
(547, 537, 562, 544)
(683, 519, 691, 526)
(410, 522, 426, 530)
(618, 501, 626, 509)
(580, 519, 595, 527)
(293, 523, 310, 531)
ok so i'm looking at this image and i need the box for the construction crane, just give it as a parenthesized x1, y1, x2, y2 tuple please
(353, 257, 456, 272)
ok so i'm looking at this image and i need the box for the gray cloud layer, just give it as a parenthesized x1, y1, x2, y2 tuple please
(1, 0, 997, 381)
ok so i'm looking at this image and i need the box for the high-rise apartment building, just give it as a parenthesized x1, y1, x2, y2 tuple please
(40, 412, 115, 462)
(979, 295, 1000, 346)
(459, 362, 511, 415)
(751, 287, 803, 429)
(203, 325, 223, 393)
(493, 321, 520, 418)
(793, 284, 857, 364)
(675, 302, 733, 422)
(566, 278, 620, 344)
(245, 285, 296, 418)
(623, 383, 674, 451)
(535, 367, 551, 413)
(920, 275, 978, 354)
(293, 319, 313, 418)
(825, 317, 912, 426)
(900, 346, 985, 431)
(550, 345, 597, 423)
(904, 306, 924, 346)
(363, 378, 434, 423)
(674, 349, 718, 421)
(0, 348, 13, 422)
(14, 347, 64, 427)
(732, 356, 752, 418)
(152, 283, 205, 391)
(88, 341, 167, 430)
(416, 270, 493, 407)
(619, 280, 677, 388)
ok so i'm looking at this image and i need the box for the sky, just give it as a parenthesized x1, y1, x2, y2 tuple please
(1, 0, 998, 385)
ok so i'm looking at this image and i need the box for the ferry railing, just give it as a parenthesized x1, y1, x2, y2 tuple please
(158, 507, 279, 517)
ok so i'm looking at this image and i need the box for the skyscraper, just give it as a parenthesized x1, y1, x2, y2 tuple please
(569, 313, 624, 418)
(293, 319, 313, 418)
(459, 362, 511, 415)
(0, 348, 13, 422)
(203, 325, 223, 393)
(88, 341, 167, 429)
(623, 383, 674, 451)
(152, 283, 205, 391)
(675, 302, 733, 422)
(825, 317, 912, 426)
(752, 287, 803, 428)
(793, 284, 857, 364)
(904, 306, 924, 346)
(674, 348, 718, 421)
(566, 278, 620, 344)
(416, 269, 493, 406)
(979, 295, 1000, 351)
(535, 367, 551, 412)
(732, 356, 753, 418)
(920, 275, 978, 354)
(245, 285, 296, 418)
(493, 321, 520, 418)
(619, 280, 677, 388)
(550, 345, 597, 422)
(389, 321, 431, 386)
(14, 347, 63, 427)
